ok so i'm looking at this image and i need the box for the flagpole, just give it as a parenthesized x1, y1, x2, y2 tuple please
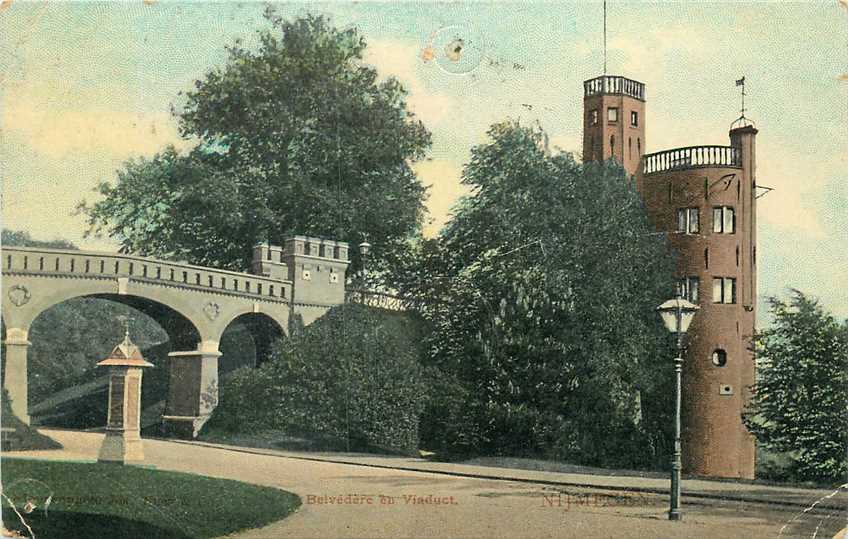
(603, 0, 607, 75)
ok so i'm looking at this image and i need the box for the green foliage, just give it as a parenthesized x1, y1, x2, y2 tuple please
(81, 10, 431, 275)
(744, 290, 848, 484)
(1, 458, 301, 539)
(2, 229, 79, 250)
(395, 122, 675, 466)
(207, 304, 429, 454)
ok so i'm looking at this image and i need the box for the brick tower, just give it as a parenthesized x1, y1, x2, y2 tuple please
(582, 75, 646, 177)
(582, 75, 758, 479)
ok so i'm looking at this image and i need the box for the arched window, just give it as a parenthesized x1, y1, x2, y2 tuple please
(637, 138, 641, 155)
(628, 137, 632, 159)
(711, 349, 727, 367)
(610, 135, 615, 157)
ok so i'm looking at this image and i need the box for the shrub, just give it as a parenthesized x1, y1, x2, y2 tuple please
(208, 304, 429, 455)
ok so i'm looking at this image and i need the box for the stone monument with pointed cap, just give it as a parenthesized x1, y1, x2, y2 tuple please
(97, 324, 153, 464)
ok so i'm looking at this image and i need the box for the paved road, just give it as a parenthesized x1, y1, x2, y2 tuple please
(8, 429, 846, 539)
(175, 438, 846, 511)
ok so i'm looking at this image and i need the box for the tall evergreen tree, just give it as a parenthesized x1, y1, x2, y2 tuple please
(744, 290, 848, 483)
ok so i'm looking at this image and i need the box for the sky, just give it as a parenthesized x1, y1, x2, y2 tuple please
(2, 1, 846, 319)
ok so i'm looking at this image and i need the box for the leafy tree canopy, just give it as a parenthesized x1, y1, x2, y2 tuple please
(396, 122, 676, 466)
(81, 9, 431, 274)
(744, 290, 848, 483)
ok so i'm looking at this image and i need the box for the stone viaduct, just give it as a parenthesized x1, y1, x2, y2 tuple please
(1, 236, 352, 437)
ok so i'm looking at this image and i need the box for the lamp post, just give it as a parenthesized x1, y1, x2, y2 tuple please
(358, 240, 371, 291)
(656, 285, 699, 521)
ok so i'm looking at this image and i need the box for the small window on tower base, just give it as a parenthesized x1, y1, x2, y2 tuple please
(631, 111, 638, 126)
(607, 107, 619, 123)
(711, 349, 727, 367)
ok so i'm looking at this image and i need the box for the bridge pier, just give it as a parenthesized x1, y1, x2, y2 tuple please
(162, 341, 221, 439)
(2, 328, 31, 425)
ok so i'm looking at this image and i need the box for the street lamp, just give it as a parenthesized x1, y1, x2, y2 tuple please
(358, 240, 371, 289)
(656, 285, 699, 522)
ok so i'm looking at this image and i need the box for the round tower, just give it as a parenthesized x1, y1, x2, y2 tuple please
(635, 126, 758, 479)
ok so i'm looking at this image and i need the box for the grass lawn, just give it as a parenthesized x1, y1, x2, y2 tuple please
(1, 457, 301, 538)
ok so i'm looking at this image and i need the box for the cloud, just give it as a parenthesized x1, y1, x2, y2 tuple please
(549, 133, 582, 158)
(755, 149, 842, 238)
(3, 95, 187, 161)
(364, 38, 455, 127)
(413, 158, 467, 237)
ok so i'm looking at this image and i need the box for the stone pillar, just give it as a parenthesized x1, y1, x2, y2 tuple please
(96, 333, 153, 464)
(2, 328, 30, 425)
(98, 366, 149, 463)
(162, 340, 221, 439)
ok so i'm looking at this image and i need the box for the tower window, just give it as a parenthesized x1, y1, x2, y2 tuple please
(589, 109, 599, 126)
(637, 138, 641, 155)
(610, 135, 615, 156)
(677, 208, 699, 234)
(711, 349, 728, 367)
(631, 111, 638, 126)
(713, 206, 736, 233)
(628, 137, 632, 159)
(679, 277, 700, 303)
(607, 107, 619, 122)
(712, 277, 736, 304)
(704, 248, 709, 269)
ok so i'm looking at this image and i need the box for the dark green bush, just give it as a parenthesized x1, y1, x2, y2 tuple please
(208, 304, 429, 455)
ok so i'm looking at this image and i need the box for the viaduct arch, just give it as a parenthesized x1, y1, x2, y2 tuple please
(1, 236, 350, 437)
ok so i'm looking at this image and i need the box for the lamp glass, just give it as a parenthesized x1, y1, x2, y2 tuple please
(679, 309, 696, 333)
(659, 309, 680, 333)
(656, 297, 699, 335)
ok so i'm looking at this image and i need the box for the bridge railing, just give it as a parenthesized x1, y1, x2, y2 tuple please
(345, 289, 420, 312)
(2, 247, 292, 301)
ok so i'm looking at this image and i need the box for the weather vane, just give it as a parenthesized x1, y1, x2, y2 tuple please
(731, 76, 755, 130)
(736, 76, 746, 119)
(116, 315, 133, 341)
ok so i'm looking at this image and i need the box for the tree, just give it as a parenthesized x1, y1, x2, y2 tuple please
(81, 10, 431, 274)
(744, 291, 848, 483)
(2, 229, 78, 250)
(397, 122, 676, 466)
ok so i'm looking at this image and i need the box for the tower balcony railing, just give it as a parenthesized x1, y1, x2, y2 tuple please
(642, 145, 741, 175)
(583, 75, 645, 101)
